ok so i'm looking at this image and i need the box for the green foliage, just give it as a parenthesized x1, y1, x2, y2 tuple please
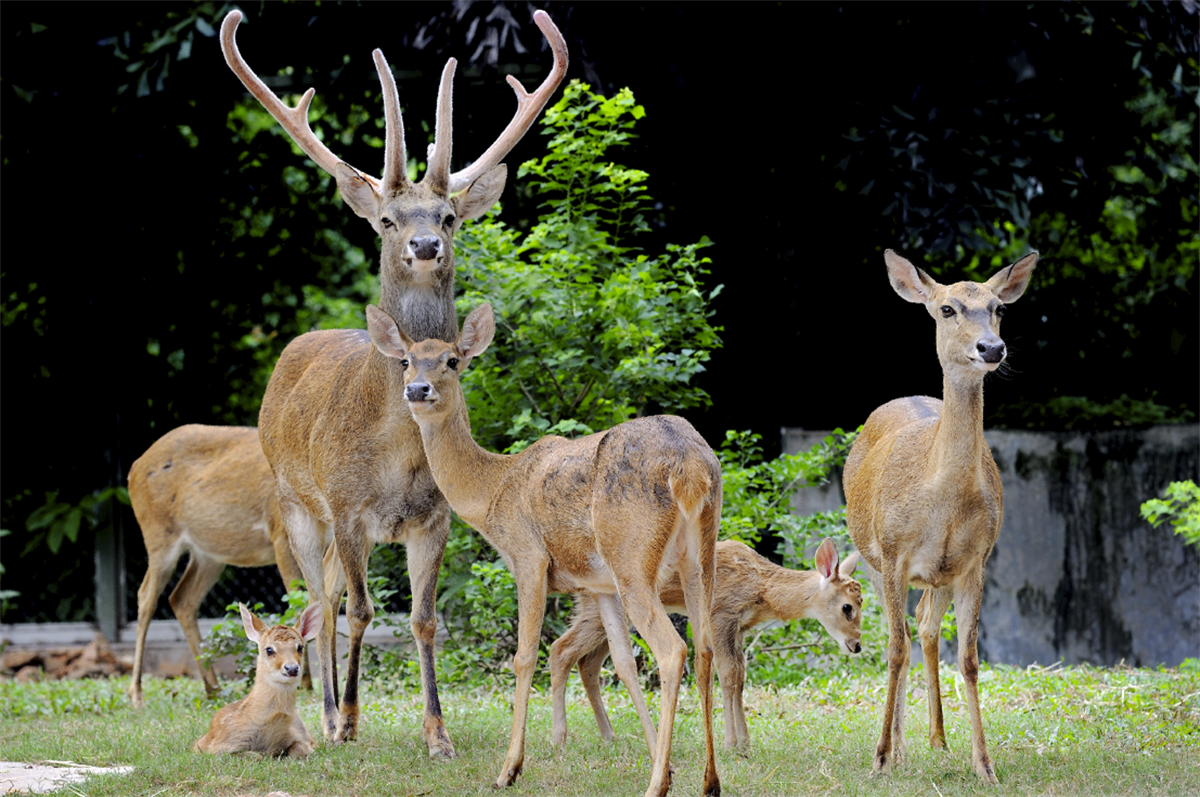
(1141, 480, 1200, 548)
(716, 429, 856, 554)
(22, 487, 130, 557)
(455, 81, 722, 451)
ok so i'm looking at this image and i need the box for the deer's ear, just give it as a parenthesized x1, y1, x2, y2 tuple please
(366, 305, 412, 359)
(239, 603, 266, 643)
(884, 249, 939, 304)
(452, 165, 507, 226)
(457, 303, 496, 365)
(985, 251, 1038, 303)
(839, 551, 861, 578)
(336, 162, 383, 233)
(295, 604, 324, 642)
(814, 538, 838, 584)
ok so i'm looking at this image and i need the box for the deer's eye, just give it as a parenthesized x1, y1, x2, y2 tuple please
(381, 217, 395, 229)
(265, 646, 276, 657)
(447, 357, 459, 370)
(400, 358, 409, 369)
(996, 304, 1006, 318)
(842, 604, 853, 618)
(940, 305, 955, 318)
(296, 644, 304, 654)
(443, 213, 456, 228)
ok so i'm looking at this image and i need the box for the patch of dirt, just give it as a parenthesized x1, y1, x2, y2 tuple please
(1, 634, 131, 682)
(0, 761, 134, 794)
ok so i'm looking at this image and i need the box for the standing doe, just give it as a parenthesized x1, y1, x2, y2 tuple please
(194, 603, 323, 758)
(844, 248, 1037, 783)
(549, 538, 862, 752)
(127, 425, 308, 709)
(220, 9, 567, 753)
(370, 302, 721, 797)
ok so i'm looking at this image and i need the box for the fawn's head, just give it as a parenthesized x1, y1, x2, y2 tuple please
(810, 538, 864, 655)
(884, 249, 1038, 378)
(240, 603, 323, 686)
(366, 302, 496, 420)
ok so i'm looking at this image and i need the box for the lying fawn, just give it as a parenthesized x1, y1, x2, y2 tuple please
(370, 301, 720, 797)
(844, 248, 1037, 783)
(193, 603, 323, 758)
(550, 537, 862, 751)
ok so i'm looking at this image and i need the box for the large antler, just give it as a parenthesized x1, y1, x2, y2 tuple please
(220, 10, 388, 192)
(221, 8, 567, 197)
(445, 10, 569, 194)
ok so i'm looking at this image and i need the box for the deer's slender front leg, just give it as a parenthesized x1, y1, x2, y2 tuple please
(334, 521, 373, 743)
(496, 554, 550, 789)
(955, 574, 998, 783)
(407, 515, 456, 758)
(916, 586, 953, 750)
(871, 561, 911, 774)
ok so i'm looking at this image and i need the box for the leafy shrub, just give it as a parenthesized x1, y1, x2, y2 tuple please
(1141, 480, 1200, 548)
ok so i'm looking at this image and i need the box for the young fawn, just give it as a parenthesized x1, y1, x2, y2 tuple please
(193, 603, 323, 758)
(371, 301, 721, 797)
(550, 537, 863, 751)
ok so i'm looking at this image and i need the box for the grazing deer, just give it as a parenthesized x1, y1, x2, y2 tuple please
(127, 424, 310, 709)
(549, 538, 863, 752)
(370, 302, 721, 797)
(221, 9, 567, 753)
(844, 248, 1037, 783)
(194, 603, 323, 758)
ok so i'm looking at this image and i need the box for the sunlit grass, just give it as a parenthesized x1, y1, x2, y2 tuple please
(1, 661, 1197, 796)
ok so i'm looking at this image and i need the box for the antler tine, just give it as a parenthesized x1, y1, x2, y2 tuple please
(423, 58, 458, 194)
(446, 10, 569, 194)
(373, 49, 409, 193)
(221, 11, 378, 186)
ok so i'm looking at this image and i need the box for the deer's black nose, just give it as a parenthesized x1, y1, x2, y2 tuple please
(284, 664, 300, 678)
(406, 382, 432, 402)
(410, 236, 441, 261)
(977, 339, 1006, 364)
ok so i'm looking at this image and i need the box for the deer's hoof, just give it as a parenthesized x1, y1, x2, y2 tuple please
(974, 755, 999, 784)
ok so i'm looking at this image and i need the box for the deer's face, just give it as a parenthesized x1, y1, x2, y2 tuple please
(927, 281, 1008, 374)
(813, 568, 864, 655)
(400, 339, 465, 419)
(377, 185, 460, 290)
(256, 625, 308, 686)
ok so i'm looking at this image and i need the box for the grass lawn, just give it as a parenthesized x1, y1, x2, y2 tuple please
(1, 661, 1197, 796)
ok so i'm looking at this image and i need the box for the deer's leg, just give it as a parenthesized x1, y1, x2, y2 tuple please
(577, 640, 615, 742)
(284, 503, 339, 741)
(954, 574, 998, 783)
(405, 517, 456, 758)
(333, 519, 373, 744)
(129, 543, 181, 708)
(496, 552, 550, 789)
(596, 593, 659, 756)
(868, 560, 911, 774)
(273, 529, 313, 690)
(713, 615, 748, 751)
(549, 595, 612, 745)
(674, 521, 720, 797)
(915, 586, 953, 750)
(168, 552, 226, 696)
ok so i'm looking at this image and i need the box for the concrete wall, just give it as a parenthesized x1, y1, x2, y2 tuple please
(782, 424, 1200, 668)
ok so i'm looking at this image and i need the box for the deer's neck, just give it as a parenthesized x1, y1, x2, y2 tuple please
(418, 403, 511, 530)
(763, 568, 823, 622)
(379, 277, 458, 344)
(931, 370, 988, 478)
(244, 675, 298, 714)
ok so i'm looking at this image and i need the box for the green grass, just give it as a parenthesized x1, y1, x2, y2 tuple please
(1, 661, 1197, 796)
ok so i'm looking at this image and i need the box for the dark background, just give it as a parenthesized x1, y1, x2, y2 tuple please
(3, 2, 1196, 621)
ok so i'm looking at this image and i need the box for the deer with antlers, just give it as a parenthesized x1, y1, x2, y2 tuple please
(369, 301, 721, 797)
(220, 9, 567, 753)
(549, 537, 863, 752)
(127, 425, 307, 709)
(844, 248, 1037, 783)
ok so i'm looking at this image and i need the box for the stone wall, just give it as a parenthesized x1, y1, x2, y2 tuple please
(782, 424, 1200, 667)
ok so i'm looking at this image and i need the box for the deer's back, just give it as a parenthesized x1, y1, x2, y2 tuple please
(129, 425, 277, 566)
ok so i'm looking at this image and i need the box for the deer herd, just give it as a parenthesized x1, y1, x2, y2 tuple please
(125, 8, 1039, 794)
